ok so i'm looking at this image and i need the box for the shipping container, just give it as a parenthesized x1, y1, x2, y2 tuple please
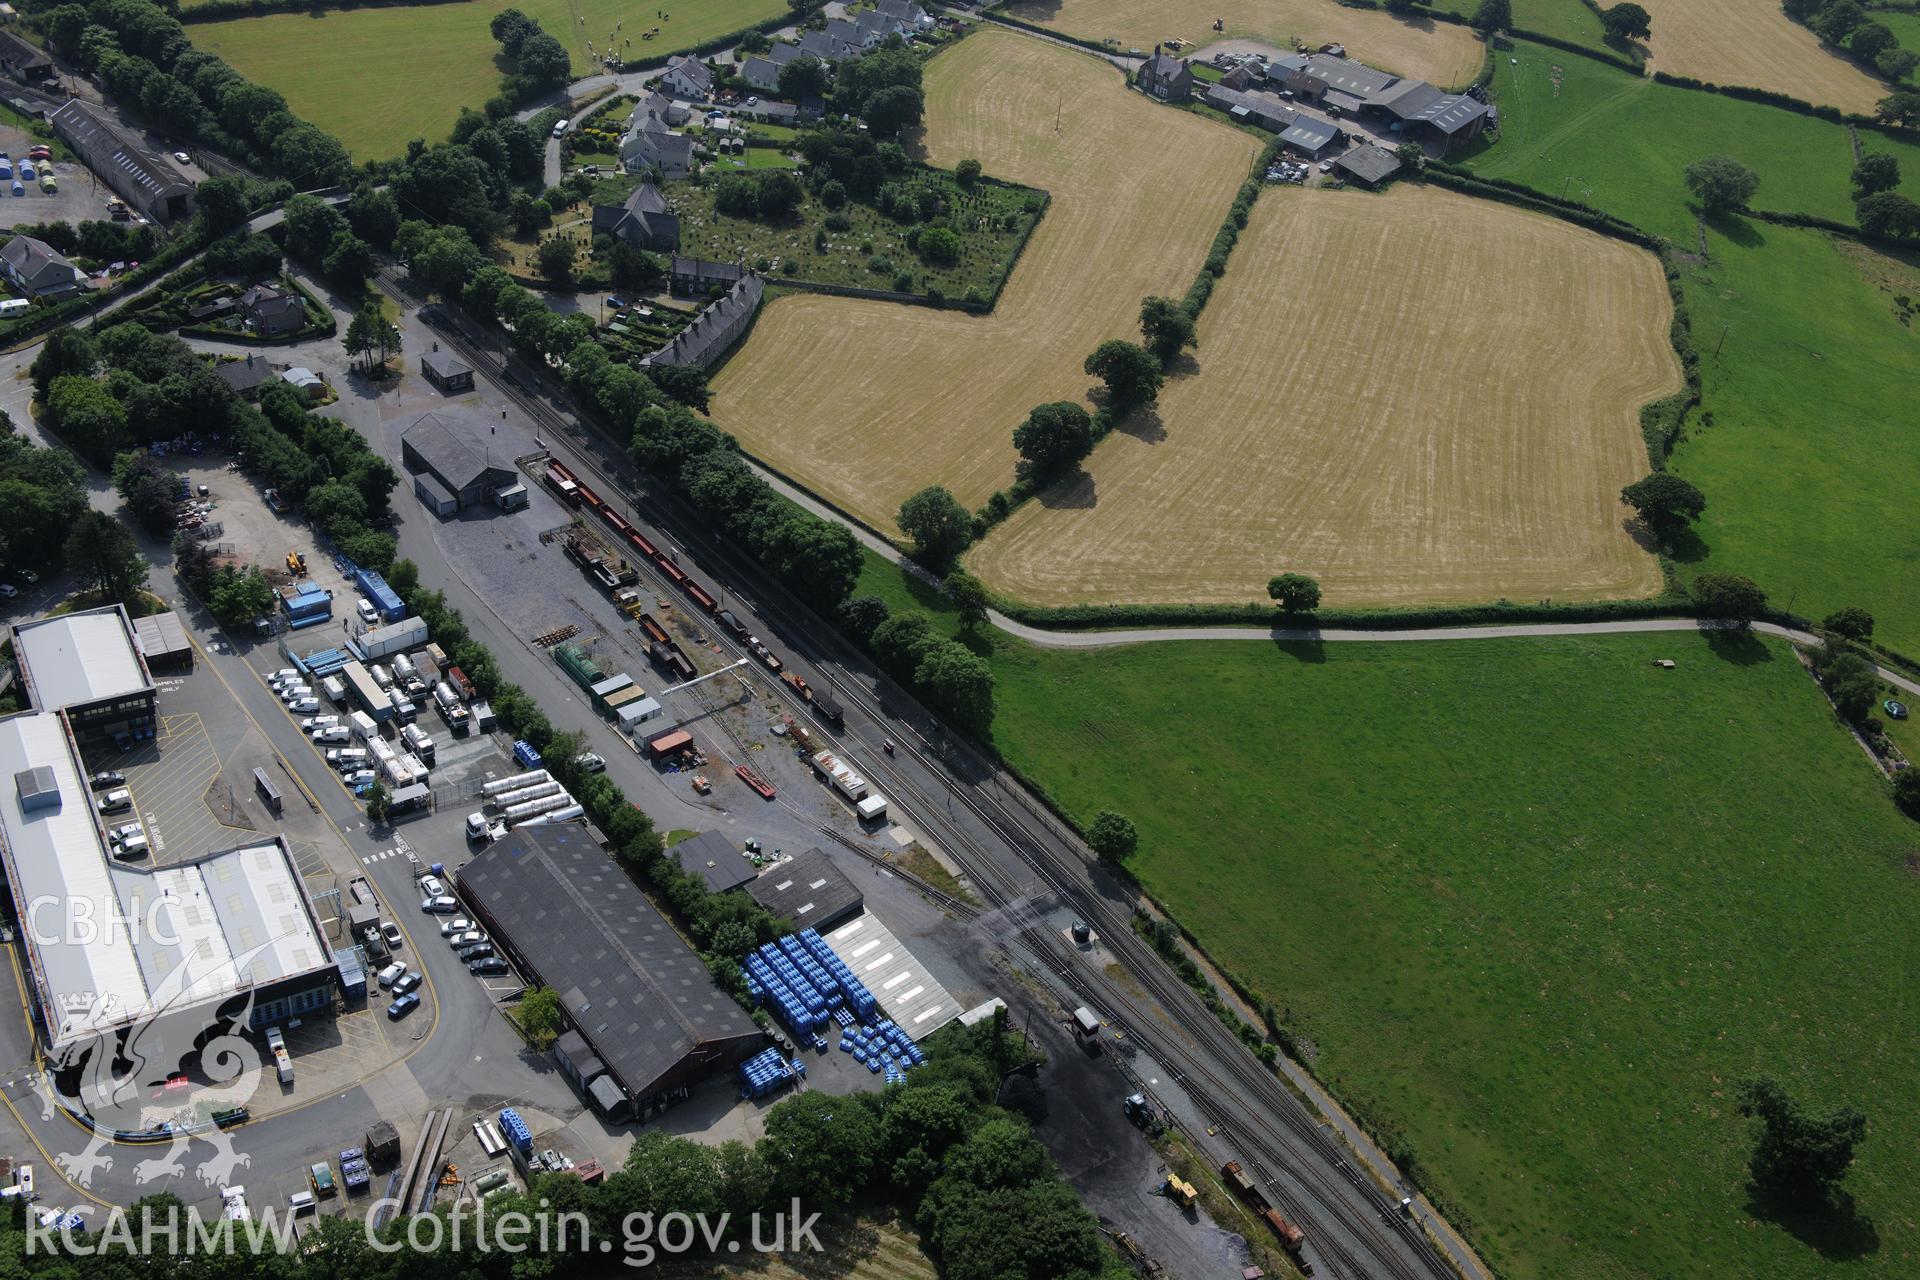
(645, 729, 693, 760)
(352, 569, 405, 623)
(354, 616, 428, 661)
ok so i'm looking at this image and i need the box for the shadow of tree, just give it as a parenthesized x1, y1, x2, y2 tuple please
(1667, 525, 1710, 565)
(1270, 637, 1328, 664)
(1744, 1183, 1881, 1263)
(1703, 623, 1773, 665)
(1037, 468, 1096, 510)
(1114, 406, 1166, 445)
(1163, 350, 1201, 380)
(1703, 207, 1765, 249)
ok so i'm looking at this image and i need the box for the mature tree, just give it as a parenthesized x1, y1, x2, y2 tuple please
(762, 1091, 881, 1210)
(535, 236, 576, 285)
(305, 479, 369, 536)
(1848, 21, 1897, 63)
(871, 612, 942, 677)
(343, 305, 377, 372)
(898, 485, 973, 570)
(112, 452, 179, 537)
(1819, 650, 1882, 722)
(837, 594, 891, 645)
(1822, 606, 1875, 641)
(1087, 809, 1138, 863)
(1011, 401, 1094, 480)
(43, 374, 129, 467)
(1879, 47, 1920, 83)
(489, 7, 538, 51)
(1083, 340, 1164, 411)
(880, 1083, 972, 1162)
(916, 642, 995, 734)
(778, 54, 830, 102)
(921, 1177, 1106, 1280)
(322, 229, 375, 287)
(918, 226, 962, 266)
(1267, 572, 1322, 613)
(955, 157, 982, 188)
(766, 514, 863, 611)
(1737, 1077, 1866, 1201)
(513, 986, 565, 1050)
(1684, 155, 1759, 213)
(1783, 0, 1826, 18)
(1878, 90, 1920, 127)
(1812, 0, 1865, 46)
(31, 326, 97, 399)
(1620, 472, 1706, 539)
(364, 778, 391, 823)
(944, 1115, 1052, 1190)
(206, 565, 274, 629)
(1471, 0, 1512, 34)
(1600, 2, 1652, 41)
(608, 242, 664, 292)
(945, 571, 989, 628)
(864, 83, 925, 138)
(1138, 296, 1196, 363)
(1691, 571, 1767, 625)
(1897, 768, 1920, 820)
(1856, 190, 1920, 243)
(193, 174, 253, 235)
(1852, 153, 1901, 200)
(756, 169, 805, 220)
(346, 186, 402, 249)
(65, 511, 146, 602)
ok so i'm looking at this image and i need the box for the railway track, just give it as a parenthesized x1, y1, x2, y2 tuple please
(384, 275, 1471, 1280)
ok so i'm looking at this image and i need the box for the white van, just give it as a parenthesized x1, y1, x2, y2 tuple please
(0, 298, 29, 317)
(552, 118, 569, 137)
(287, 1190, 315, 1215)
(355, 596, 377, 625)
(376, 961, 406, 988)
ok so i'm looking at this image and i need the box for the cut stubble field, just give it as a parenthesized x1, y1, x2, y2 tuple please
(193, 0, 783, 160)
(707, 29, 1259, 535)
(1004, 0, 1484, 88)
(969, 183, 1679, 607)
(1632, 0, 1887, 114)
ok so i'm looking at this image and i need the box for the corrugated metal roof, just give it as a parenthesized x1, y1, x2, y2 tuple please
(13, 607, 152, 711)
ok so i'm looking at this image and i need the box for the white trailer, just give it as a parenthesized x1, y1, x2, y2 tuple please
(481, 769, 548, 797)
(502, 793, 573, 825)
(487, 781, 562, 812)
(810, 750, 868, 801)
(349, 710, 379, 743)
(356, 616, 429, 661)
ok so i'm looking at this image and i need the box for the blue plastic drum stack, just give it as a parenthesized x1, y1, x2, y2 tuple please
(498, 1107, 533, 1158)
(738, 1046, 798, 1099)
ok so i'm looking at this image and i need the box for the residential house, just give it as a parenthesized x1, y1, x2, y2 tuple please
(659, 54, 714, 102)
(1202, 85, 1296, 134)
(739, 56, 782, 93)
(621, 115, 693, 181)
(764, 42, 804, 68)
(0, 30, 52, 82)
(49, 99, 194, 223)
(1137, 47, 1193, 102)
(645, 272, 762, 371)
(0, 234, 81, 299)
(876, 0, 934, 31)
(240, 284, 305, 338)
(825, 18, 872, 50)
(627, 88, 687, 130)
(854, 10, 903, 44)
(212, 354, 274, 400)
(419, 348, 475, 394)
(669, 256, 745, 297)
(590, 181, 680, 253)
(798, 31, 856, 62)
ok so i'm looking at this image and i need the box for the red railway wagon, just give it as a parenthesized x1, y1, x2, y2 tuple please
(547, 460, 578, 485)
(574, 482, 604, 511)
(636, 614, 671, 645)
(627, 530, 659, 561)
(603, 509, 633, 538)
(656, 556, 687, 585)
(684, 580, 717, 612)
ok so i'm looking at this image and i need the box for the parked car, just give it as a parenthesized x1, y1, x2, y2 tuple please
(97, 789, 132, 813)
(469, 956, 512, 977)
(420, 874, 447, 897)
(0, 585, 17, 599)
(312, 727, 350, 744)
(575, 753, 605, 773)
(88, 770, 125, 791)
(342, 769, 376, 788)
(391, 971, 422, 996)
(19, 570, 37, 584)
(439, 916, 474, 937)
(300, 715, 339, 731)
(269, 669, 299, 684)
(287, 698, 321, 714)
(278, 685, 312, 702)
(456, 942, 494, 963)
(1886, 699, 1910, 720)
(110, 822, 144, 844)
(376, 961, 406, 988)
(445, 929, 484, 948)
(111, 833, 150, 859)
(420, 895, 458, 914)
(386, 993, 420, 1020)
(172, 150, 190, 164)
(380, 922, 403, 950)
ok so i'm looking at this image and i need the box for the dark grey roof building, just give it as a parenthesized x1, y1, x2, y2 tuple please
(672, 829, 757, 894)
(647, 271, 762, 370)
(740, 56, 782, 93)
(1406, 93, 1492, 151)
(591, 181, 680, 252)
(765, 41, 804, 66)
(49, 99, 193, 223)
(1137, 48, 1193, 101)
(1302, 52, 1397, 98)
(0, 234, 81, 298)
(660, 54, 714, 101)
(397, 409, 517, 515)
(1202, 85, 1297, 133)
(239, 284, 305, 337)
(1334, 144, 1403, 187)
(419, 348, 474, 394)
(0, 31, 53, 82)
(1279, 115, 1343, 158)
(668, 255, 746, 296)
(744, 847, 863, 934)
(457, 824, 764, 1113)
(213, 353, 275, 399)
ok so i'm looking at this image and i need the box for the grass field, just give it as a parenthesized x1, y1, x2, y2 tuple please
(1464, 37, 1920, 242)
(192, 0, 783, 160)
(707, 29, 1258, 534)
(1002, 0, 1484, 87)
(967, 183, 1679, 608)
(1633, 0, 1888, 114)
(1667, 226, 1920, 653)
(1435, 0, 1611, 51)
(989, 627, 1920, 1280)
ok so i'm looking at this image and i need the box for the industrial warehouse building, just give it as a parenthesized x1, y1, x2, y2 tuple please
(671, 829, 757, 894)
(131, 610, 194, 673)
(744, 847, 864, 934)
(398, 410, 524, 515)
(458, 825, 765, 1119)
(48, 99, 195, 223)
(11, 605, 156, 747)
(0, 711, 336, 1081)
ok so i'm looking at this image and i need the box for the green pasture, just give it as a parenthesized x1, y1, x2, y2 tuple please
(192, 0, 782, 160)
(988, 628, 1920, 1280)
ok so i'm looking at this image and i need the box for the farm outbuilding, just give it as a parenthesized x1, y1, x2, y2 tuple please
(398, 410, 518, 515)
(49, 99, 194, 224)
(1334, 145, 1403, 188)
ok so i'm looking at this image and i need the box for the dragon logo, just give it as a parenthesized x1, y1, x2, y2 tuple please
(37, 937, 287, 1192)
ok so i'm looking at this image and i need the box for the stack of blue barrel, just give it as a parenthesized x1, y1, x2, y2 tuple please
(744, 942, 832, 1039)
(498, 1107, 533, 1158)
(797, 929, 877, 1020)
(738, 1046, 799, 1099)
(839, 1017, 923, 1083)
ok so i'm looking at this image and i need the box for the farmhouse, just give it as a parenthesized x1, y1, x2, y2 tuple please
(621, 115, 692, 181)
(1137, 47, 1193, 101)
(740, 56, 782, 93)
(646, 271, 763, 371)
(659, 54, 713, 102)
(49, 99, 194, 224)
(239, 283, 305, 337)
(419, 347, 474, 394)
(398, 409, 518, 515)
(0, 30, 52, 82)
(591, 181, 680, 253)
(0, 234, 82, 299)
(456, 824, 765, 1121)
(1334, 144, 1403, 187)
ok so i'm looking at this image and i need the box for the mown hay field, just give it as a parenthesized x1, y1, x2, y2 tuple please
(1632, 0, 1886, 114)
(1004, 0, 1484, 87)
(968, 183, 1680, 608)
(707, 29, 1259, 533)
(192, 0, 783, 160)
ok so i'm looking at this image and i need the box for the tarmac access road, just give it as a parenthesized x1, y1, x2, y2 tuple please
(373, 266, 1480, 1280)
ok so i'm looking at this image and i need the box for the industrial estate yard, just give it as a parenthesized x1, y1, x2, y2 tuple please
(709, 29, 1259, 532)
(968, 182, 1680, 606)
